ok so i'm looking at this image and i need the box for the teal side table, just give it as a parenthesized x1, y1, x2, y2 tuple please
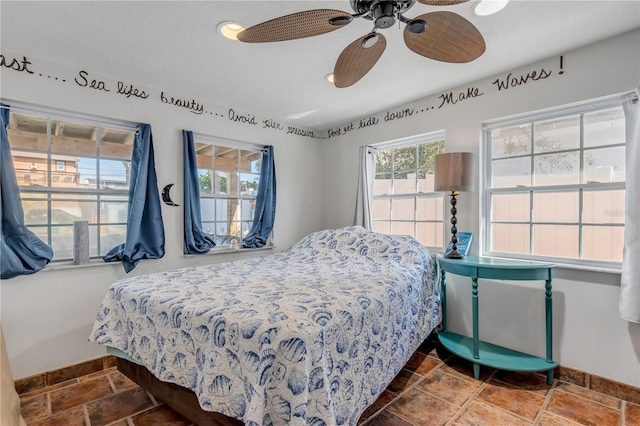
(437, 255, 558, 385)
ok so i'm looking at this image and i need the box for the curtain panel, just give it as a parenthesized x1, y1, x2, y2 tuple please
(242, 145, 276, 248)
(103, 123, 165, 272)
(0, 104, 53, 279)
(183, 130, 216, 254)
(353, 145, 375, 230)
(620, 88, 640, 323)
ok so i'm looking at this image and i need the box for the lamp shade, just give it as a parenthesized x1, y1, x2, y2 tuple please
(434, 152, 474, 192)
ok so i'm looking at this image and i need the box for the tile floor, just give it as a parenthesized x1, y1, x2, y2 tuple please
(18, 340, 640, 426)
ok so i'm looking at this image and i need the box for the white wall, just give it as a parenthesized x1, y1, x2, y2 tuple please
(0, 54, 324, 378)
(320, 30, 640, 387)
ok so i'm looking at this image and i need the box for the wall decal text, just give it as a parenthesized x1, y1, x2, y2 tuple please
(287, 126, 316, 138)
(263, 118, 284, 130)
(0, 54, 34, 74)
(384, 108, 415, 121)
(438, 86, 483, 108)
(492, 68, 553, 91)
(117, 81, 149, 99)
(75, 70, 110, 92)
(160, 92, 204, 114)
(228, 109, 257, 125)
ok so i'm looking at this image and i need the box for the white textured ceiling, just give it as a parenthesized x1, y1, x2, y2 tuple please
(1, 1, 639, 131)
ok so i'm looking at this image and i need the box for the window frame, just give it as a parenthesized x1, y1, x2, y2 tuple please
(370, 131, 446, 252)
(481, 94, 630, 271)
(5, 101, 137, 262)
(191, 133, 266, 248)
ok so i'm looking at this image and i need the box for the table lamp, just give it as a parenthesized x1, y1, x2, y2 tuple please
(434, 152, 474, 259)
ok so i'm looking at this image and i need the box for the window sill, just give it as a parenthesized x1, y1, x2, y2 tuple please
(184, 245, 276, 257)
(481, 254, 622, 275)
(43, 258, 121, 272)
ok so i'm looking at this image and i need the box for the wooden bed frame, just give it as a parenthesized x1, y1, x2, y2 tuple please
(117, 357, 243, 426)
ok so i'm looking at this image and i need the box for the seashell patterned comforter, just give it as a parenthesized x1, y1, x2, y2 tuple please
(89, 226, 440, 426)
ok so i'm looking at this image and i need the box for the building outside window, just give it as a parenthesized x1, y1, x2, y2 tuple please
(371, 134, 445, 251)
(7, 106, 135, 261)
(192, 135, 262, 244)
(483, 96, 626, 269)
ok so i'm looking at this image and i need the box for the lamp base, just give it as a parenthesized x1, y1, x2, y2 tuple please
(444, 249, 465, 259)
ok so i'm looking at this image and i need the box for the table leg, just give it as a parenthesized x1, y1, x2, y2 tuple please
(472, 276, 480, 379)
(545, 277, 554, 385)
(441, 269, 447, 332)
(473, 363, 480, 380)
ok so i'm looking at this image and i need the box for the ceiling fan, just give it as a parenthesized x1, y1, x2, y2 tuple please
(237, 0, 486, 88)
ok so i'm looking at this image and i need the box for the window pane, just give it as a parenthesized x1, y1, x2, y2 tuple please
(214, 146, 239, 170)
(492, 193, 530, 222)
(417, 197, 443, 221)
(215, 222, 228, 236)
(50, 225, 74, 260)
(492, 223, 530, 254)
(51, 156, 78, 188)
(100, 128, 135, 160)
(198, 169, 212, 194)
(241, 150, 262, 173)
(195, 142, 214, 170)
(391, 222, 414, 237)
(99, 159, 130, 190)
(240, 173, 260, 195)
(584, 146, 625, 183)
(375, 149, 392, 173)
(417, 169, 435, 192)
(200, 198, 215, 222)
(372, 199, 390, 220)
(417, 222, 443, 248)
(372, 221, 390, 234)
(228, 222, 242, 238)
(202, 221, 215, 235)
(241, 200, 255, 221)
(393, 146, 416, 171)
(12, 150, 49, 187)
(532, 191, 579, 223)
(492, 157, 531, 188)
(392, 198, 414, 221)
(51, 120, 97, 157)
(215, 171, 239, 195)
(534, 116, 580, 153)
(582, 226, 624, 262)
(101, 200, 128, 224)
(77, 157, 98, 189)
(584, 107, 625, 148)
(374, 174, 392, 196)
(215, 199, 228, 221)
(100, 225, 125, 256)
(418, 141, 444, 173)
(534, 151, 579, 186)
(583, 190, 625, 224)
(491, 124, 531, 159)
(23, 201, 49, 225)
(533, 224, 579, 258)
(27, 226, 48, 245)
(241, 221, 252, 238)
(393, 172, 416, 194)
(51, 201, 94, 223)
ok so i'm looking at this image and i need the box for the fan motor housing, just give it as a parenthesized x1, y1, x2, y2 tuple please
(350, 0, 416, 20)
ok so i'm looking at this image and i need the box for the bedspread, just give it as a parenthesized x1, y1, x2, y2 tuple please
(89, 226, 440, 426)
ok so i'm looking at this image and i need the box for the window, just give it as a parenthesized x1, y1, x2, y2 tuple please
(193, 135, 262, 244)
(8, 106, 135, 261)
(483, 96, 627, 268)
(371, 134, 445, 250)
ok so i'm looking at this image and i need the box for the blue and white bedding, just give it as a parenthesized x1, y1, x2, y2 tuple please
(89, 226, 440, 426)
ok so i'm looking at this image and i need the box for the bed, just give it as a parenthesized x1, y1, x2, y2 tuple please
(89, 226, 440, 426)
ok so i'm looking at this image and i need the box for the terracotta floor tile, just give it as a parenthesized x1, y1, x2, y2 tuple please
(493, 370, 552, 396)
(452, 399, 533, 426)
(625, 401, 640, 426)
(77, 366, 116, 383)
(20, 378, 79, 399)
(106, 421, 129, 426)
(554, 366, 587, 387)
(387, 387, 458, 426)
(414, 369, 479, 406)
(364, 410, 415, 426)
(86, 387, 153, 425)
(50, 376, 113, 414)
(387, 370, 423, 395)
(477, 380, 545, 421)
(46, 358, 104, 386)
(403, 351, 442, 376)
(546, 390, 621, 426)
(109, 369, 139, 392)
(131, 404, 191, 426)
(27, 406, 85, 426)
(554, 381, 621, 409)
(15, 374, 45, 395)
(536, 412, 582, 426)
(19, 392, 48, 422)
(358, 390, 397, 423)
(436, 356, 493, 383)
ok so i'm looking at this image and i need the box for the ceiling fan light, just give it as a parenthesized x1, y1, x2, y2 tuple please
(362, 33, 379, 48)
(474, 0, 509, 16)
(217, 21, 245, 40)
(408, 19, 427, 34)
(325, 73, 335, 84)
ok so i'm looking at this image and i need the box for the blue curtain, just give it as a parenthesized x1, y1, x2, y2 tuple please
(104, 123, 165, 272)
(183, 130, 215, 254)
(0, 104, 53, 279)
(243, 145, 276, 248)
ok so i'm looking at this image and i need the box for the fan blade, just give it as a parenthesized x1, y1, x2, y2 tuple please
(334, 33, 387, 88)
(418, 0, 470, 5)
(404, 11, 485, 63)
(237, 9, 353, 43)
